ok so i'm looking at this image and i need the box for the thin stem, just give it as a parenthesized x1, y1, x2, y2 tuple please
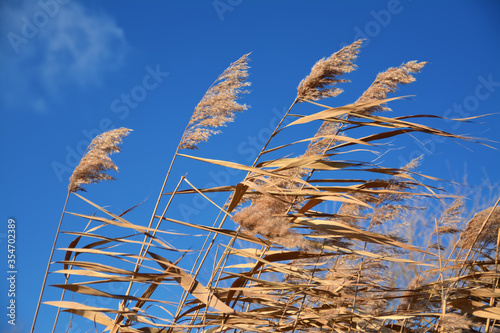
(111, 99, 200, 332)
(179, 98, 298, 328)
(208, 100, 341, 332)
(171, 182, 231, 325)
(433, 218, 445, 332)
(31, 191, 70, 333)
(51, 275, 69, 333)
(456, 196, 500, 280)
(251, 98, 298, 167)
(111, 170, 184, 332)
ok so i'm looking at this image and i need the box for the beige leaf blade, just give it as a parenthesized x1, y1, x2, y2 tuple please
(256, 155, 358, 172)
(44, 300, 129, 314)
(450, 299, 500, 321)
(154, 215, 269, 246)
(296, 217, 433, 255)
(66, 211, 185, 246)
(177, 153, 316, 189)
(286, 96, 408, 127)
(227, 183, 248, 213)
(148, 252, 237, 315)
(59, 309, 141, 333)
(51, 284, 173, 305)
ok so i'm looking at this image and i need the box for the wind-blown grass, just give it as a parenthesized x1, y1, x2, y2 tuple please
(33, 44, 499, 333)
(180, 53, 251, 150)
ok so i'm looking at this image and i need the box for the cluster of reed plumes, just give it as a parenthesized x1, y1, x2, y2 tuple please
(33, 40, 500, 333)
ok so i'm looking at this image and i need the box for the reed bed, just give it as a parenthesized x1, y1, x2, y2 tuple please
(32, 41, 499, 333)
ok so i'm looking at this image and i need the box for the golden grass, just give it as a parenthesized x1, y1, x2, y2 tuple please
(34, 44, 500, 333)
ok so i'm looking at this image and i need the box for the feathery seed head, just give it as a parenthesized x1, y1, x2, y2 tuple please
(233, 167, 309, 248)
(180, 53, 251, 150)
(68, 127, 131, 192)
(439, 313, 473, 331)
(356, 60, 427, 115)
(233, 196, 306, 248)
(458, 205, 500, 250)
(436, 198, 464, 235)
(297, 39, 363, 102)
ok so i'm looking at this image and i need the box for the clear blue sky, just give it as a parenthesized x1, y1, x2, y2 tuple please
(1, 0, 499, 331)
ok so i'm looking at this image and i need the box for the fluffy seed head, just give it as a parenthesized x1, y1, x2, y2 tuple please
(439, 313, 473, 332)
(356, 60, 427, 115)
(297, 39, 363, 102)
(68, 128, 132, 192)
(233, 195, 307, 249)
(436, 198, 464, 235)
(180, 53, 251, 150)
(233, 167, 309, 248)
(458, 205, 500, 250)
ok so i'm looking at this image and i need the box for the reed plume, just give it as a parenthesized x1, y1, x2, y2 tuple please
(68, 127, 132, 192)
(297, 39, 363, 101)
(232, 168, 309, 248)
(436, 198, 464, 235)
(356, 60, 427, 115)
(438, 313, 474, 332)
(179, 53, 251, 150)
(232, 196, 306, 248)
(243, 40, 366, 245)
(458, 205, 500, 250)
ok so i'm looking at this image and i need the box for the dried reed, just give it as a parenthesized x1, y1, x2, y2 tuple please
(297, 39, 363, 101)
(233, 41, 367, 247)
(233, 168, 309, 248)
(436, 198, 464, 235)
(180, 53, 251, 149)
(458, 205, 500, 250)
(356, 60, 427, 115)
(306, 60, 426, 156)
(39, 42, 498, 333)
(68, 127, 131, 192)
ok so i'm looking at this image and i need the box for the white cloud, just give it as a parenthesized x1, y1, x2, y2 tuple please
(0, 0, 129, 113)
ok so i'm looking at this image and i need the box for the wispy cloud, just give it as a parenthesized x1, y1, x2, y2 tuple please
(0, 0, 129, 113)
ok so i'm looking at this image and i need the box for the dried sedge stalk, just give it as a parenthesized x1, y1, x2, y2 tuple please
(355, 60, 427, 115)
(297, 39, 363, 101)
(68, 128, 132, 192)
(179, 53, 251, 150)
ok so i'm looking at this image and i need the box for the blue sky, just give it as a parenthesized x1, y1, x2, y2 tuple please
(1, 0, 499, 331)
